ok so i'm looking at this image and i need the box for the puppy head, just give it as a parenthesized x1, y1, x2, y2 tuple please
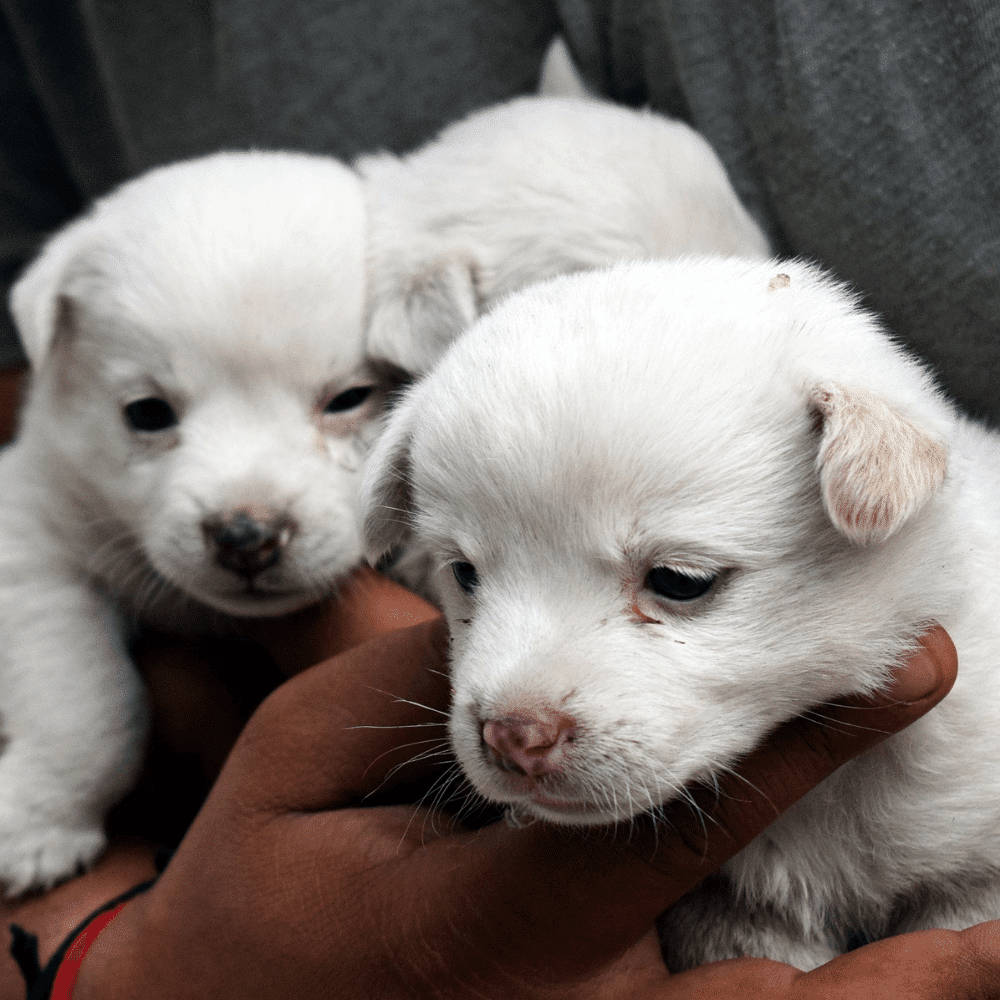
(358, 95, 771, 377)
(13, 151, 390, 618)
(360, 258, 954, 825)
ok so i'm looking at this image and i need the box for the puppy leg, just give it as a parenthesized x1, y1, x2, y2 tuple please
(0, 570, 147, 894)
(657, 873, 840, 973)
(888, 878, 1000, 936)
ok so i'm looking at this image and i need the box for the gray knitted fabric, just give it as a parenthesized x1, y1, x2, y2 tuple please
(1, 0, 996, 424)
(0, 0, 558, 365)
(556, 0, 1000, 424)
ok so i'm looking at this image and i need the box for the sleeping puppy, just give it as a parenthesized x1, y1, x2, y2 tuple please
(358, 95, 770, 375)
(359, 257, 1000, 971)
(0, 150, 384, 893)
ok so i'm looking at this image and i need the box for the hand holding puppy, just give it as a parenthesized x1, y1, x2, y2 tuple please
(32, 568, 991, 1000)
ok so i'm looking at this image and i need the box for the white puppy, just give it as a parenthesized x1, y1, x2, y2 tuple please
(358, 95, 770, 375)
(360, 257, 1000, 971)
(0, 150, 382, 893)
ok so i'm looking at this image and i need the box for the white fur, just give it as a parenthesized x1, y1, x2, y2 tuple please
(358, 95, 770, 374)
(537, 35, 594, 100)
(0, 150, 379, 893)
(360, 257, 1000, 969)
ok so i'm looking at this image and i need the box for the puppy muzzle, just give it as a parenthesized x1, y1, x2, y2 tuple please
(201, 508, 296, 580)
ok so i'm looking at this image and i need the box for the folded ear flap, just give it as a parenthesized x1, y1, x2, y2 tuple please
(9, 217, 90, 368)
(537, 35, 594, 99)
(811, 381, 947, 545)
(359, 404, 418, 564)
(366, 257, 479, 375)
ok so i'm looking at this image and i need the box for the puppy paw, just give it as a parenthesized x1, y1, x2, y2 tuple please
(658, 874, 839, 972)
(0, 820, 106, 897)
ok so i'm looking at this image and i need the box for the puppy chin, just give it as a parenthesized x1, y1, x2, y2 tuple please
(521, 795, 621, 827)
(147, 535, 360, 620)
(194, 586, 325, 619)
(478, 778, 630, 827)
(160, 563, 343, 619)
(461, 752, 634, 827)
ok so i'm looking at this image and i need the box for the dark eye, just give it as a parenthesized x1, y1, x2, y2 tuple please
(452, 561, 479, 595)
(646, 567, 716, 602)
(324, 385, 373, 414)
(123, 397, 178, 432)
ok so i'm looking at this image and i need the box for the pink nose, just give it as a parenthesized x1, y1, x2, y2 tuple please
(481, 710, 577, 777)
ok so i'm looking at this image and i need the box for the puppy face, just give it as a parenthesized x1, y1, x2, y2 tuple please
(361, 258, 955, 825)
(13, 152, 389, 618)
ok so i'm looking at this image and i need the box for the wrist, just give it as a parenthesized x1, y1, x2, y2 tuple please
(70, 891, 151, 1000)
(50, 900, 130, 999)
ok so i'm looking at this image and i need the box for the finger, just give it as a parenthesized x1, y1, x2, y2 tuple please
(611, 928, 665, 973)
(659, 956, 800, 996)
(251, 564, 441, 676)
(789, 921, 1000, 999)
(569, 930, 674, 999)
(138, 641, 247, 781)
(0, 365, 25, 446)
(221, 616, 453, 814)
(386, 626, 958, 984)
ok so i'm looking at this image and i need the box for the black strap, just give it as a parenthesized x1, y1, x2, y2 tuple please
(8, 924, 40, 990)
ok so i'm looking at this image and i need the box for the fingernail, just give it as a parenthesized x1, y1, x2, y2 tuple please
(884, 647, 942, 704)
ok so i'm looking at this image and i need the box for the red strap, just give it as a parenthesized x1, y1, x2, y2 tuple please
(50, 900, 129, 1000)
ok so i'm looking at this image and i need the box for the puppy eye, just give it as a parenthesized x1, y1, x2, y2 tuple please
(646, 567, 716, 602)
(451, 561, 479, 595)
(324, 385, 374, 414)
(123, 397, 178, 432)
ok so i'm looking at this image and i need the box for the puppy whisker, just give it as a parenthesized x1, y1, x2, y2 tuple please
(360, 685, 450, 718)
(802, 708, 892, 737)
(346, 722, 445, 730)
(359, 738, 452, 797)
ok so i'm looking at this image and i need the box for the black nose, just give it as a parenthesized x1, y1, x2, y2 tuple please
(202, 510, 294, 579)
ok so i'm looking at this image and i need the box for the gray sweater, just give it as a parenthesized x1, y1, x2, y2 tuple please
(2, 0, 996, 422)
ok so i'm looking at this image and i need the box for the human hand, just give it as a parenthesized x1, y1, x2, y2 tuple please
(67, 567, 985, 999)
(0, 366, 26, 446)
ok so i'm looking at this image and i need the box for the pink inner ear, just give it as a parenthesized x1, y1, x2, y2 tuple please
(51, 295, 79, 351)
(812, 382, 947, 546)
(824, 468, 900, 541)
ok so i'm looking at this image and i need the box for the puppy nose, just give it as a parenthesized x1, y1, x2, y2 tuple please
(481, 709, 577, 778)
(202, 508, 295, 578)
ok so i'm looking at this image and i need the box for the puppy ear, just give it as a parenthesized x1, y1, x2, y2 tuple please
(811, 381, 947, 545)
(359, 405, 418, 563)
(367, 257, 479, 375)
(537, 35, 594, 99)
(9, 218, 89, 368)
